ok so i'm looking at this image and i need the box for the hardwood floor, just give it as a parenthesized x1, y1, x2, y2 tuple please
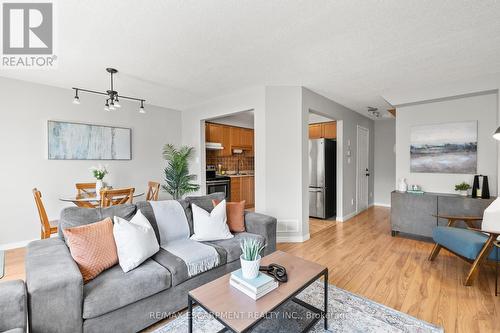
(2, 206, 499, 332)
(280, 207, 500, 333)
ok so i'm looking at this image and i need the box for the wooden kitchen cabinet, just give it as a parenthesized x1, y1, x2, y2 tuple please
(206, 123, 232, 156)
(322, 121, 336, 139)
(230, 177, 242, 202)
(206, 123, 222, 143)
(309, 124, 322, 139)
(308, 121, 336, 139)
(207, 123, 254, 156)
(229, 176, 254, 208)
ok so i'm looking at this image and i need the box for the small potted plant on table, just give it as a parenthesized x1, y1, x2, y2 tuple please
(90, 165, 108, 197)
(240, 238, 266, 280)
(455, 182, 471, 197)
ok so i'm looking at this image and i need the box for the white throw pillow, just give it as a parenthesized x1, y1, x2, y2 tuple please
(113, 210, 160, 272)
(190, 200, 233, 241)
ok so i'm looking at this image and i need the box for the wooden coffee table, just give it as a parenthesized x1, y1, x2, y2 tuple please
(188, 251, 328, 332)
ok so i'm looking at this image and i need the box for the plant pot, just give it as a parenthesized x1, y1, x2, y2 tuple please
(240, 255, 261, 280)
(458, 190, 468, 197)
(95, 180, 103, 198)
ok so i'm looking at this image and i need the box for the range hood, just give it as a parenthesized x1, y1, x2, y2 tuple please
(206, 142, 224, 150)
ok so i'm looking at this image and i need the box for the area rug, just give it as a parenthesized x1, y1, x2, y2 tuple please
(0, 250, 4, 279)
(153, 281, 443, 333)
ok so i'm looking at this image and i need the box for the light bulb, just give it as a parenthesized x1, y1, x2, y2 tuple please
(72, 96, 80, 104)
(104, 101, 110, 111)
(114, 97, 121, 108)
(139, 106, 146, 114)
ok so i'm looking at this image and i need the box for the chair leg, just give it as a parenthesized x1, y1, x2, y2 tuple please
(464, 235, 495, 286)
(428, 243, 442, 261)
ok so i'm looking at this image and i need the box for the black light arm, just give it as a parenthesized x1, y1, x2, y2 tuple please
(72, 87, 146, 103)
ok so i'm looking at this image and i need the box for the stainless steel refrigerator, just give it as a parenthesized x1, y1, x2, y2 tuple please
(309, 138, 336, 219)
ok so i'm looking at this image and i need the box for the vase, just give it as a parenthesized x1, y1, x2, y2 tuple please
(458, 190, 468, 197)
(95, 180, 103, 198)
(240, 255, 261, 280)
(397, 178, 408, 192)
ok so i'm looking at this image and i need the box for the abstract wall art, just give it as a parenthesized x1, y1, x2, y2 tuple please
(48, 121, 132, 160)
(410, 121, 477, 174)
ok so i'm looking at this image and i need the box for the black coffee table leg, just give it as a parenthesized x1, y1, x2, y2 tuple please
(188, 296, 193, 333)
(324, 270, 328, 330)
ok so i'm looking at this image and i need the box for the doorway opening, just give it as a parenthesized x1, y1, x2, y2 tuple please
(307, 111, 341, 225)
(203, 110, 255, 209)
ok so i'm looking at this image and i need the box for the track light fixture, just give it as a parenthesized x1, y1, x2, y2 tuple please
(73, 89, 80, 104)
(72, 68, 146, 114)
(139, 100, 146, 114)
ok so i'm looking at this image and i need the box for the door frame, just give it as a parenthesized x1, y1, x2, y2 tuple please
(356, 125, 370, 213)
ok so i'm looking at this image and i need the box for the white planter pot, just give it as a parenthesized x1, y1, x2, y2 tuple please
(240, 255, 261, 280)
(95, 180, 103, 198)
(458, 190, 468, 197)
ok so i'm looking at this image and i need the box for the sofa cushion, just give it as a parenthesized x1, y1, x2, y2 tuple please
(59, 204, 137, 241)
(206, 232, 265, 263)
(83, 259, 171, 319)
(433, 226, 500, 261)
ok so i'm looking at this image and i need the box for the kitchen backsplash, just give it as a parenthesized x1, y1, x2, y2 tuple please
(206, 156, 254, 172)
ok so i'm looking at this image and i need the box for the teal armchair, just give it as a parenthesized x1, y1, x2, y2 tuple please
(428, 199, 500, 286)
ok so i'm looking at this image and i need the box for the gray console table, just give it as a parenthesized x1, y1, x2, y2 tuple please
(390, 191, 495, 238)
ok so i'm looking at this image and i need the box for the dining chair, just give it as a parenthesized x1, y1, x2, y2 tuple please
(75, 182, 100, 208)
(100, 188, 135, 207)
(146, 181, 160, 201)
(32, 188, 58, 239)
(75, 182, 96, 196)
(428, 198, 500, 286)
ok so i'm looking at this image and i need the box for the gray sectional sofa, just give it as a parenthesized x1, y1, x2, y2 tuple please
(0, 280, 27, 333)
(25, 193, 277, 333)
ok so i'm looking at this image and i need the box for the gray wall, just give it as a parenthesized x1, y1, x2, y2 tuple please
(396, 92, 498, 195)
(374, 119, 396, 206)
(0, 77, 182, 248)
(302, 88, 375, 220)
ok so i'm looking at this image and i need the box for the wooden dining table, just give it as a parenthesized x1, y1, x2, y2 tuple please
(60, 191, 144, 208)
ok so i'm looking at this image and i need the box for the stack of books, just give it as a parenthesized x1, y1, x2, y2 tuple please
(230, 269, 279, 300)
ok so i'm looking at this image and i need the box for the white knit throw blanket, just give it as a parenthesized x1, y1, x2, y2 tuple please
(150, 200, 219, 277)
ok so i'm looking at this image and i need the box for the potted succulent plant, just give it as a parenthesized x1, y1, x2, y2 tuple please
(455, 182, 471, 197)
(240, 238, 266, 280)
(90, 165, 108, 197)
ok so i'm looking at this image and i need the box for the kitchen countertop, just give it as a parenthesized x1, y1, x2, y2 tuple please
(226, 174, 255, 178)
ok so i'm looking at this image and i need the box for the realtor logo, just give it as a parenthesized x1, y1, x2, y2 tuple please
(2, 2, 56, 68)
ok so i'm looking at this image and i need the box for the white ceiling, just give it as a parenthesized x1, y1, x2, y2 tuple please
(2, 0, 500, 115)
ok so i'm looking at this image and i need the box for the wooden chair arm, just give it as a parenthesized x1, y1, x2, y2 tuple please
(433, 215, 483, 221)
(467, 227, 500, 237)
(433, 215, 483, 228)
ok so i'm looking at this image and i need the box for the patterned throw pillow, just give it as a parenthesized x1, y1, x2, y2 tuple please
(212, 199, 246, 232)
(63, 217, 118, 283)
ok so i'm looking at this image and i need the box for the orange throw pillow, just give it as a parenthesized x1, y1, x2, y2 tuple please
(63, 217, 118, 283)
(212, 199, 246, 232)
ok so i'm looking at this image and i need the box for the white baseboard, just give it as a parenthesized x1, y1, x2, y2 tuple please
(0, 238, 37, 251)
(337, 210, 358, 222)
(277, 233, 310, 243)
(373, 202, 391, 208)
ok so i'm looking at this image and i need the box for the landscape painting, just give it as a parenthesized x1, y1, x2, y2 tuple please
(410, 121, 477, 174)
(48, 121, 131, 160)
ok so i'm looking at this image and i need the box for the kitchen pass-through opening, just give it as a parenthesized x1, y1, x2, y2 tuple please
(203, 110, 255, 209)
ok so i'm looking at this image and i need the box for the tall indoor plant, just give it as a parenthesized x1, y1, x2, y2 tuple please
(162, 144, 200, 199)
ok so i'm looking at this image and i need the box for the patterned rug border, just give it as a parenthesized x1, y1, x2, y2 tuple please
(153, 281, 444, 333)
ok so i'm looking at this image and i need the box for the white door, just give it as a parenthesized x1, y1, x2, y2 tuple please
(357, 126, 369, 212)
